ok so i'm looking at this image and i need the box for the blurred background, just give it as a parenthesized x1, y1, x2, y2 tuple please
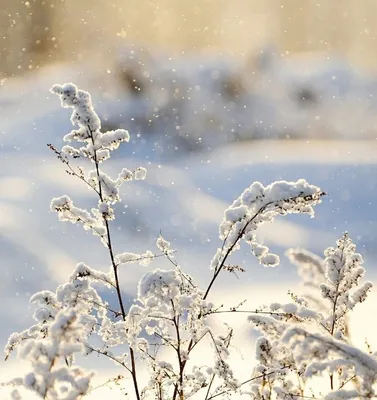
(1, 1, 377, 396)
(3, 0, 377, 145)
(3, 0, 377, 73)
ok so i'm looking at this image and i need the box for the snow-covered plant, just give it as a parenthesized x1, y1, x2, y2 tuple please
(5, 309, 94, 400)
(248, 233, 374, 399)
(3, 83, 332, 400)
(4, 83, 148, 400)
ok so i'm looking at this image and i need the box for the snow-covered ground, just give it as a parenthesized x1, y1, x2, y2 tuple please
(1, 54, 377, 397)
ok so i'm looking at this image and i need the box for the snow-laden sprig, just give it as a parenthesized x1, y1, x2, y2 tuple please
(124, 267, 215, 398)
(50, 83, 146, 204)
(5, 310, 94, 400)
(155, 234, 179, 272)
(249, 235, 372, 340)
(204, 179, 324, 302)
(284, 247, 332, 320)
(321, 233, 372, 336)
(156, 235, 175, 256)
(48, 84, 147, 264)
(247, 337, 302, 398)
(214, 179, 324, 270)
(127, 268, 209, 346)
(86, 167, 147, 204)
(51, 195, 107, 240)
(248, 234, 373, 399)
(286, 247, 326, 289)
(5, 84, 151, 400)
(49, 84, 149, 398)
(4, 259, 141, 400)
(114, 249, 159, 268)
(247, 300, 319, 398)
(283, 327, 377, 399)
(118, 265, 238, 399)
(51, 83, 130, 162)
(5, 265, 109, 358)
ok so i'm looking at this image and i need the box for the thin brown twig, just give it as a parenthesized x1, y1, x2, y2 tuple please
(206, 365, 292, 400)
(82, 375, 124, 398)
(85, 344, 131, 373)
(47, 144, 100, 196)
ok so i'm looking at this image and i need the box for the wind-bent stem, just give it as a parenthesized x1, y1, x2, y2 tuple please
(82, 375, 124, 398)
(88, 127, 141, 400)
(85, 344, 131, 373)
(204, 190, 325, 301)
(206, 365, 293, 400)
(203, 201, 274, 300)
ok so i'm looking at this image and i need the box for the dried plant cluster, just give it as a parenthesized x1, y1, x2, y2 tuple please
(3, 84, 375, 400)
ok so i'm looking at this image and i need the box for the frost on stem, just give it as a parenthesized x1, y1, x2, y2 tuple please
(248, 233, 373, 399)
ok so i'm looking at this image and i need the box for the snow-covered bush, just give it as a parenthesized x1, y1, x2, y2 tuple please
(3, 84, 375, 400)
(248, 235, 374, 399)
